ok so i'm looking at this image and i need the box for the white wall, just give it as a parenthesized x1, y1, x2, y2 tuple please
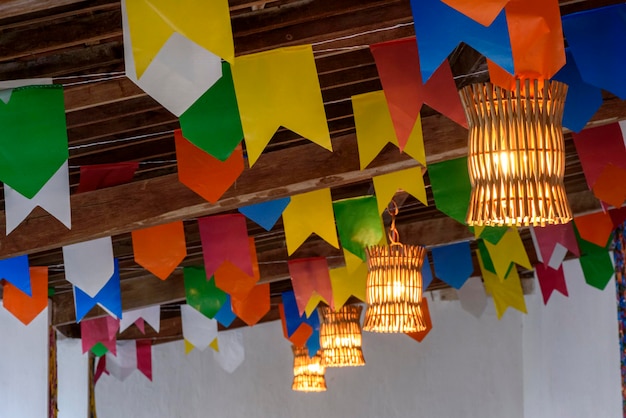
(0, 306, 48, 418)
(57, 336, 88, 418)
(522, 259, 622, 418)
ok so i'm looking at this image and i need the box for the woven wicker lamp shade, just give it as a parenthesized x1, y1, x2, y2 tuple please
(318, 305, 365, 367)
(460, 79, 572, 227)
(291, 346, 327, 392)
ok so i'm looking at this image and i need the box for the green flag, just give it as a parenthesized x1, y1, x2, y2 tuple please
(184, 266, 227, 318)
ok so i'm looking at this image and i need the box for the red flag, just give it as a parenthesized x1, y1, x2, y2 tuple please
(288, 257, 334, 315)
(77, 162, 138, 193)
(136, 339, 153, 381)
(535, 263, 568, 305)
(406, 298, 433, 343)
(198, 214, 253, 279)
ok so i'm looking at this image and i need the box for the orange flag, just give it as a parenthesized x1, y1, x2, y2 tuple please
(131, 221, 187, 280)
(574, 212, 614, 248)
(214, 237, 260, 299)
(231, 283, 270, 326)
(175, 129, 244, 203)
(3, 266, 48, 325)
(278, 304, 313, 347)
(405, 298, 433, 343)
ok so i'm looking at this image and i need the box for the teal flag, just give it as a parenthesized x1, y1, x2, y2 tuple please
(333, 195, 384, 260)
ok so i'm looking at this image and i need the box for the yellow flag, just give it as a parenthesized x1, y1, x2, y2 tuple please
(484, 228, 532, 281)
(372, 167, 428, 214)
(125, 0, 234, 78)
(343, 249, 365, 275)
(329, 262, 368, 310)
(304, 293, 329, 317)
(352, 90, 426, 170)
(282, 188, 339, 255)
(478, 253, 527, 319)
(184, 339, 194, 355)
(232, 45, 331, 166)
(209, 338, 220, 352)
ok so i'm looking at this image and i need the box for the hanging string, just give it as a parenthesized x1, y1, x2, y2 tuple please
(386, 200, 401, 245)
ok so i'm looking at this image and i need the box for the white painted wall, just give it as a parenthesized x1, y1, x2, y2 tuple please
(522, 259, 622, 418)
(57, 336, 88, 418)
(0, 306, 48, 418)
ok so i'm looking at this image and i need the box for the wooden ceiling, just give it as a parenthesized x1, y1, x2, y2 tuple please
(1, 0, 624, 342)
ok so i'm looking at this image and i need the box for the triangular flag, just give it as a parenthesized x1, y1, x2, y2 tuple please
(484, 228, 532, 280)
(76, 162, 138, 193)
(370, 37, 467, 149)
(81, 316, 119, 354)
(180, 304, 218, 351)
(0, 254, 31, 296)
(131, 221, 187, 280)
(179, 61, 243, 161)
(282, 188, 339, 255)
(529, 223, 579, 270)
(562, 4, 626, 99)
(428, 157, 472, 224)
(63, 236, 114, 297)
(231, 283, 270, 326)
(535, 263, 568, 305)
(574, 212, 614, 248)
(329, 263, 368, 309)
(122, 2, 225, 116)
(431, 241, 473, 289)
(175, 130, 244, 203)
(333, 196, 384, 261)
(0, 85, 68, 199)
(136, 340, 153, 380)
(231, 45, 331, 165)
(457, 276, 487, 318)
(209, 338, 219, 352)
(183, 266, 227, 319)
(352, 90, 426, 167)
(372, 167, 428, 214)
(198, 214, 253, 278)
(405, 298, 433, 343)
(238, 198, 291, 231)
(214, 238, 260, 299)
(213, 329, 245, 374)
(184, 339, 195, 355)
(553, 49, 603, 133)
(213, 295, 237, 328)
(3, 266, 48, 325)
(5, 160, 71, 234)
(410, 0, 513, 81)
(74, 259, 122, 322)
(479, 253, 527, 318)
(119, 306, 161, 334)
(288, 258, 334, 315)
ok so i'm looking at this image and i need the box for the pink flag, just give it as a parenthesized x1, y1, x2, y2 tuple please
(198, 214, 253, 278)
(535, 263, 568, 305)
(81, 316, 120, 354)
(531, 224, 579, 269)
(288, 258, 334, 315)
(136, 340, 153, 381)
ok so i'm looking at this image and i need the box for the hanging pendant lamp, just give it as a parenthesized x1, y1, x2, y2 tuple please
(363, 201, 427, 333)
(318, 304, 365, 367)
(291, 345, 327, 392)
(461, 79, 572, 227)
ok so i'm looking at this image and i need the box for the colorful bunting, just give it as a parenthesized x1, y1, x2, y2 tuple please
(562, 4, 626, 99)
(3, 266, 47, 325)
(352, 90, 426, 166)
(478, 253, 527, 318)
(288, 258, 334, 315)
(131, 221, 186, 280)
(530, 223, 579, 270)
(410, 0, 513, 82)
(372, 167, 428, 214)
(405, 298, 433, 343)
(282, 188, 339, 255)
(183, 267, 227, 319)
(214, 295, 237, 328)
(63, 236, 114, 297)
(535, 263, 568, 305)
(431, 241, 473, 289)
(214, 237, 260, 299)
(484, 228, 532, 280)
(76, 162, 139, 193)
(0, 85, 68, 199)
(457, 276, 487, 318)
(574, 212, 614, 248)
(5, 160, 71, 234)
(74, 259, 122, 322)
(213, 329, 245, 373)
(119, 306, 161, 334)
(81, 316, 119, 355)
(0, 254, 31, 296)
(329, 263, 368, 309)
(238, 198, 291, 231)
(428, 157, 472, 224)
(175, 130, 244, 203)
(333, 196, 384, 261)
(553, 49, 603, 133)
(231, 45, 331, 165)
(179, 61, 243, 161)
(180, 304, 218, 351)
(198, 214, 253, 278)
(370, 37, 466, 150)
(231, 283, 270, 326)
